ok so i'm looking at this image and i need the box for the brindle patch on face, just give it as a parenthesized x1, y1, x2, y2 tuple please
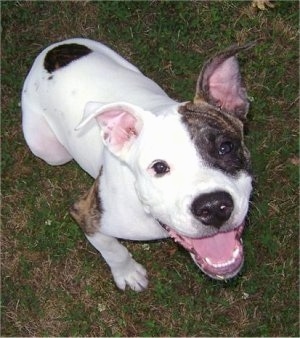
(70, 172, 102, 236)
(179, 102, 251, 175)
(44, 43, 92, 74)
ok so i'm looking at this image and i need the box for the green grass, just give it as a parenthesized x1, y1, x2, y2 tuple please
(2, 1, 299, 336)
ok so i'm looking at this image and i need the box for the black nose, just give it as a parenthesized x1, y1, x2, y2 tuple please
(191, 191, 234, 228)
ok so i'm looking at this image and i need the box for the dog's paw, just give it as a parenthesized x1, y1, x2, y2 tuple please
(111, 259, 148, 292)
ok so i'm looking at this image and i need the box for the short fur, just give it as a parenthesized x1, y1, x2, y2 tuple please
(70, 173, 101, 236)
(22, 38, 254, 291)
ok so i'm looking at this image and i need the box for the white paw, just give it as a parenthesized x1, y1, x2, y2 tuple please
(111, 259, 148, 292)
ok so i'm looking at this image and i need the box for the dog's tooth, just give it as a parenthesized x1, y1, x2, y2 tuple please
(205, 256, 236, 269)
(205, 257, 213, 265)
(233, 247, 239, 258)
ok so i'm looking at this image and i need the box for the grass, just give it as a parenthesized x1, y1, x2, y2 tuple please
(1, 1, 299, 336)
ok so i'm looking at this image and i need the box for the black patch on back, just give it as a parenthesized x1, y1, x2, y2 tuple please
(179, 102, 251, 176)
(44, 43, 92, 73)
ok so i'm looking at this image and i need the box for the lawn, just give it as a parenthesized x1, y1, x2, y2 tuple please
(1, 1, 299, 336)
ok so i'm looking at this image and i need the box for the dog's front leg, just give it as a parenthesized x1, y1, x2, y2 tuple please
(70, 175, 148, 292)
(86, 232, 148, 291)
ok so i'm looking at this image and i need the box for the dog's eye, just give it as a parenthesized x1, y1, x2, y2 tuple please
(218, 141, 234, 155)
(151, 160, 170, 176)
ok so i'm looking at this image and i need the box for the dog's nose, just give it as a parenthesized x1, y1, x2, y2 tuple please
(191, 191, 234, 228)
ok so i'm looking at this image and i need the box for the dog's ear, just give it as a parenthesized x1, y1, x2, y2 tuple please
(76, 102, 144, 156)
(194, 42, 255, 120)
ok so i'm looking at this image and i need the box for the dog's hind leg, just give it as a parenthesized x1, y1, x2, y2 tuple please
(22, 104, 72, 165)
(86, 232, 148, 292)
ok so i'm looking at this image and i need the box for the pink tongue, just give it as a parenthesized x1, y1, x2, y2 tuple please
(191, 230, 237, 263)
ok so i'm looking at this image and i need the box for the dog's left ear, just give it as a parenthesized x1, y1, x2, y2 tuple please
(76, 102, 144, 157)
(194, 42, 255, 120)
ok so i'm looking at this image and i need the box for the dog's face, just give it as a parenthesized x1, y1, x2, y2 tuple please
(127, 104, 252, 280)
(131, 107, 252, 239)
(77, 43, 253, 280)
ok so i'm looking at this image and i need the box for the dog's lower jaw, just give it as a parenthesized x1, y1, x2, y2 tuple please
(161, 222, 245, 280)
(190, 241, 244, 281)
(193, 223, 245, 280)
(191, 253, 244, 281)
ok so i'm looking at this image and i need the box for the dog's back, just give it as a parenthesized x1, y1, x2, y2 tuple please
(22, 38, 177, 177)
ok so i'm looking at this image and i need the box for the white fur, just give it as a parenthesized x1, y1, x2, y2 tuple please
(22, 38, 178, 177)
(22, 38, 252, 291)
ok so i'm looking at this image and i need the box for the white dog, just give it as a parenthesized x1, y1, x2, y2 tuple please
(22, 38, 253, 291)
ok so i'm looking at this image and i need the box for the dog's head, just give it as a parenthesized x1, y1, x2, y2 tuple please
(77, 43, 254, 280)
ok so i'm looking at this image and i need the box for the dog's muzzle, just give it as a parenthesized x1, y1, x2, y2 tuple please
(159, 190, 245, 280)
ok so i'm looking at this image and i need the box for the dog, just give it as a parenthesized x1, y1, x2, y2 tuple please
(22, 38, 253, 291)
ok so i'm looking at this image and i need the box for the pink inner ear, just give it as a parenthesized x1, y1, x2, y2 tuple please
(209, 56, 246, 112)
(96, 109, 138, 150)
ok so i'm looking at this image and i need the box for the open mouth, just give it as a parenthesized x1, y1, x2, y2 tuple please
(164, 223, 245, 280)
